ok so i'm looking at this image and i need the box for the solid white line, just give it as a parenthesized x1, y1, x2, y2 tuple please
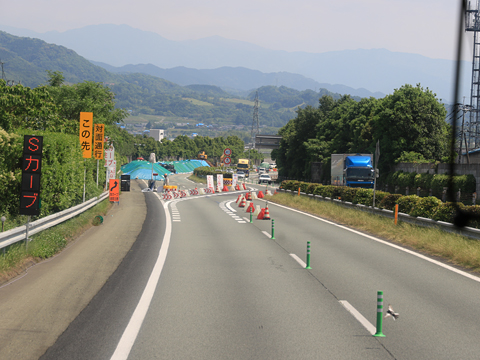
(262, 230, 271, 238)
(269, 201, 480, 283)
(339, 300, 376, 335)
(289, 253, 306, 268)
(110, 192, 172, 360)
(238, 221, 247, 224)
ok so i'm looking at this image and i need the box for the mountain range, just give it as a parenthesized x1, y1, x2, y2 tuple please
(0, 23, 471, 103)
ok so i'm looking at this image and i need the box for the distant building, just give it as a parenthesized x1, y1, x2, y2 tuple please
(149, 129, 165, 141)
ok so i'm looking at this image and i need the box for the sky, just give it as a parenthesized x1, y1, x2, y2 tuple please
(0, 0, 473, 61)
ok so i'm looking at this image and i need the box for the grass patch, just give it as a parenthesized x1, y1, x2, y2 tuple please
(267, 193, 480, 273)
(188, 174, 207, 184)
(0, 198, 111, 284)
(182, 98, 214, 107)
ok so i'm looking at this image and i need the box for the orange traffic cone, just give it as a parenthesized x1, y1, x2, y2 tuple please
(236, 194, 242, 203)
(242, 183, 247, 190)
(246, 202, 255, 213)
(257, 191, 264, 198)
(263, 206, 270, 220)
(239, 197, 246, 208)
(222, 185, 229, 192)
(236, 184, 240, 191)
(246, 192, 251, 201)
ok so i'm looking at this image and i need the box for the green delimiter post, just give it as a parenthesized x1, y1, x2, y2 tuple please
(374, 291, 386, 337)
(271, 219, 275, 239)
(306, 241, 312, 269)
(250, 210, 253, 223)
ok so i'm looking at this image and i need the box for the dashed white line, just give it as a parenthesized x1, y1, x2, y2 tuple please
(289, 254, 306, 268)
(339, 300, 376, 335)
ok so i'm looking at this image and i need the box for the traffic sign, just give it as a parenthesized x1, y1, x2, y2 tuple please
(224, 157, 231, 165)
(224, 148, 232, 156)
(109, 179, 120, 202)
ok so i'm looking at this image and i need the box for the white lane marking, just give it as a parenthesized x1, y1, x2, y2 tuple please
(226, 201, 237, 213)
(339, 300, 376, 335)
(289, 254, 306, 268)
(269, 201, 480, 283)
(110, 192, 172, 360)
(220, 200, 247, 224)
(262, 231, 271, 238)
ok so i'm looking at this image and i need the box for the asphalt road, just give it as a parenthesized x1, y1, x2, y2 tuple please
(2, 174, 480, 359)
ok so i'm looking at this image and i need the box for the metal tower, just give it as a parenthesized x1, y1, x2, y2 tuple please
(251, 91, 260, 149)
(466, 1, 480, 148)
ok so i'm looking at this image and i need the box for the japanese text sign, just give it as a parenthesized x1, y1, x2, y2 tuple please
(79, 112, 93, 158)
(20, 135, 43, 216)
(109, 179, 120, 202)
(93, 124, 105, 160)
(104, 147, 115, 167)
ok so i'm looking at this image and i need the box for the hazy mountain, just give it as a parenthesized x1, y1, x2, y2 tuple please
(0, 23, 471, 102)
(90, 62, 385, 98)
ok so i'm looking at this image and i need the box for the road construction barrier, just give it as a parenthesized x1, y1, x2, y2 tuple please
(236, 194, 242, 203)
(252, 191, 257, 199)
(257, 208, 265, 220)
(222, 185, 229, 192)
(254, 205, 261, 216)
(239, 197, 246, 208)
(257, 191, 265, 198)
(246, 202, 255, 213)
(243, 183, 247, 190)
(235, 184, 241, 191)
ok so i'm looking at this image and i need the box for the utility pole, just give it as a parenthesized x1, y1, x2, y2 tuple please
(249, 91, 260, 171)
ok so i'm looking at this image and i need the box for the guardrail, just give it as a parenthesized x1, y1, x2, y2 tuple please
(279, 189, 480, 240)
(0, 192, 109, 251)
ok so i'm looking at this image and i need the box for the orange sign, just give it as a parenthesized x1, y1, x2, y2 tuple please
(79, 112, 93, 158)
(109, 179, 120, 202)
(93, 124, 105, 160)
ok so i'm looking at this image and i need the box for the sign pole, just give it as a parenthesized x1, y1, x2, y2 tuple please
(25, 215, 30, 250)
(96, 159, 99, 187)
(83, 159, 86, 203)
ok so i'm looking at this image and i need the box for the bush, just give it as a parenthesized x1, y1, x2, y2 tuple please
(353, 188, 374, 206)
(396, 171, 417, 188)
(373, 191, 388, 206)
(433, 202, 465, 223)
(409, 196, 442, 218)
(397, 195, 421, 214)
(414, 173, 434, 190)
(378, 194, 403, 210)
(338, 187, 357, 202)
(460, 205, 480, 229)
(306, 183, 317, 194)
(314, 185, 336, 198)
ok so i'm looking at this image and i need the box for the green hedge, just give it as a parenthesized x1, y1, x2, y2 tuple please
(278, 179, 480, 228)
(378, 194, 403, 210)
(387, 171, 476, 194)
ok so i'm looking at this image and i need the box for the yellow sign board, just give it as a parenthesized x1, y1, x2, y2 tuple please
(93, 124, 105, 160)
(79, 112, 93, 158)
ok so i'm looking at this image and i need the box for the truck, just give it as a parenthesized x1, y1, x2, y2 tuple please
(237, 159, 250, 177)
(331, 154, 375, 188)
